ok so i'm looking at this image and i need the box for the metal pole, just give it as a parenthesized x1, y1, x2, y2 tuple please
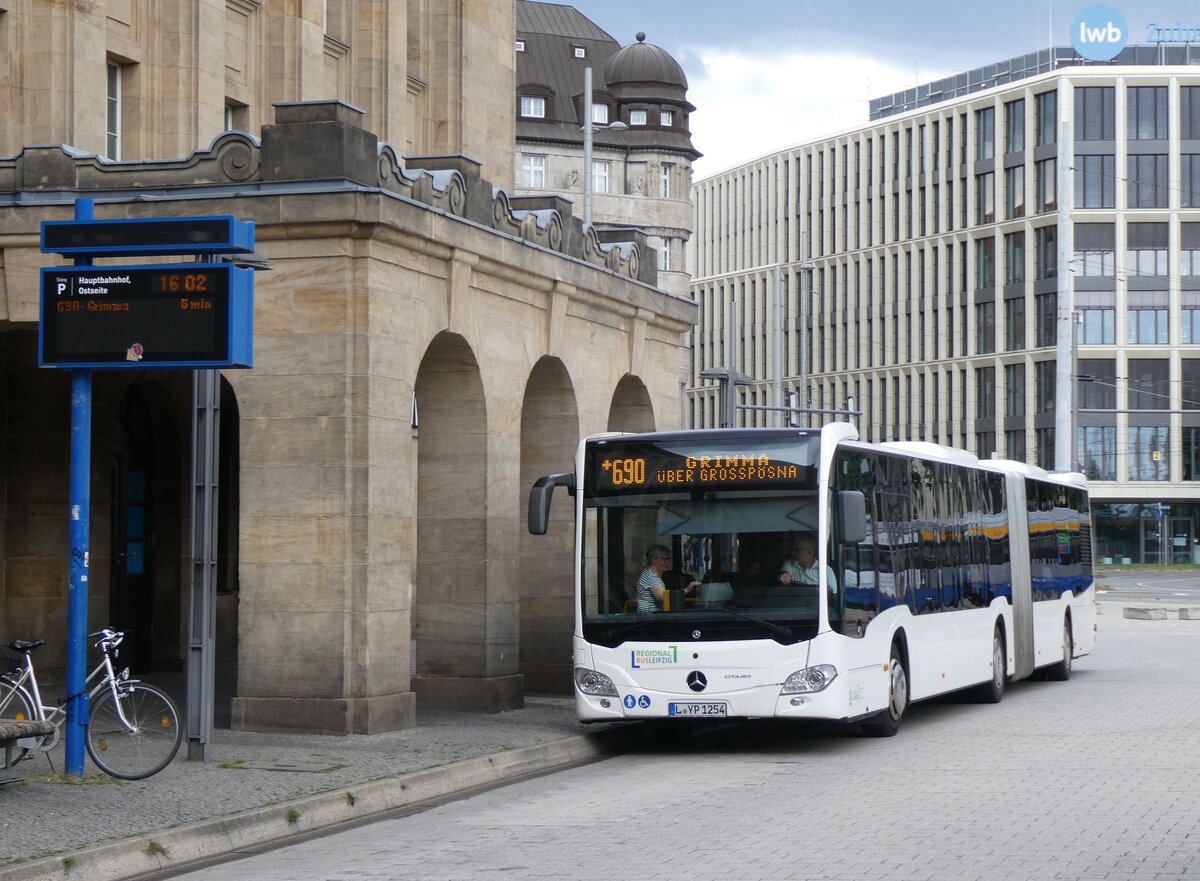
(186, 368, 220, 760)
(582, 65, 593, 230)
(773, 263, 782, 426)
(65, 197, 94, 777)
(798, 237, 809, 428)
(1071, 309, 1080, 471)
(1054, 118, 1075, 471)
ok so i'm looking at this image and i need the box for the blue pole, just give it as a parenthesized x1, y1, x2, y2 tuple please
(66, 198, 94, 777)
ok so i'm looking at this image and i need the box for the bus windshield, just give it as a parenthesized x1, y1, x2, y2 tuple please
(581, 433, 823, 647)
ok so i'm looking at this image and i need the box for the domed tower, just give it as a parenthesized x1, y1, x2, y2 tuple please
(598, 32, 699, 297)
(602, 32, 698, 158)
(513, 5, 700, 297)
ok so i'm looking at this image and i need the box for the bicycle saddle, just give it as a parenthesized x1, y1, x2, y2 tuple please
(8, 639, 44, 653)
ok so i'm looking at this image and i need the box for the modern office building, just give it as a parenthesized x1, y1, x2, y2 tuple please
(514, 1, 699, 297)
(689, 46, 1200, 565)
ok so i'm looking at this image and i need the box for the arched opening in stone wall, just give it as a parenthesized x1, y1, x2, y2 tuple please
(607, 374, 656, 433)
(108, 378, 187, 675)
(413, 332, 488, 693)
(109, 385, 159, 673)
(518, 356, 578, 693)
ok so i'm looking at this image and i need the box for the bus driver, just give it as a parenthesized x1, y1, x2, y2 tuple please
(777, 533, 838, 594)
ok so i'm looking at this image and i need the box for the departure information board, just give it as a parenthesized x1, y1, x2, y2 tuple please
(587, 437, 818, 495)
(39, 264, 253, 368)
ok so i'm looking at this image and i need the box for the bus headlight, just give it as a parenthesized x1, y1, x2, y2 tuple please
(781, 665, 838, 694)
(574, 667, 619, 697)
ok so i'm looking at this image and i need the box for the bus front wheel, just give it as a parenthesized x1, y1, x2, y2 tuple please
(864, 646, 908, 737)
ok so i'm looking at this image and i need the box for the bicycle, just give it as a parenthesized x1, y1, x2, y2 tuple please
(0, 628, 182, 780)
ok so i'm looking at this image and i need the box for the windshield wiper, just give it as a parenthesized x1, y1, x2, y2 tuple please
(720, 605, 795, 642)
(594, 619, 658, 646)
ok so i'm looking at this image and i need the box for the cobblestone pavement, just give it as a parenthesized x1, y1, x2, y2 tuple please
(0, 695, 605, 875)
(167, 605, 1200, 881)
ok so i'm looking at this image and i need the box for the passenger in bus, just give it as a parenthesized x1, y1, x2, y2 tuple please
(637, 545, 701, 612)
(777, 533, 838, 594)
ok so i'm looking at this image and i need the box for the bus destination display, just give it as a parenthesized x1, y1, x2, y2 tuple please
(590, 441, 815, 493)
(39, 264, 253, 368)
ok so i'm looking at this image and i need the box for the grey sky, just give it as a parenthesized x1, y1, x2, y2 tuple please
(571, 1, 1200, 70)
(565, 1, 1200, 176)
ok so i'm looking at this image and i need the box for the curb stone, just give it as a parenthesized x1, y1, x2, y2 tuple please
(0, 726, 636, 881)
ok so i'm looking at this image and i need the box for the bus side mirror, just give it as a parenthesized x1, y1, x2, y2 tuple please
(528, 473, 575, 535)
(837, 490, 867, 544)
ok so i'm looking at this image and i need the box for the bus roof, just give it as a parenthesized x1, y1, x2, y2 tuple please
(585, 427, 822, 446)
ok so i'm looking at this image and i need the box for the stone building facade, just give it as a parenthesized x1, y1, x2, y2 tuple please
(0, 1, 695, 733)
(513, 2, 698, 297)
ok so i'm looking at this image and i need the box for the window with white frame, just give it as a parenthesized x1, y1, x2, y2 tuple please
(106, 61, 121, 160)
(515, 39, 525, 52)
(658, 238, 671, 272)
(572, 45, 586, 58)
(519, 154, 545, 188)
(629, 109, 647, 125)
(519, 96, 545, 118)
(659, 164, 671, 198)
(591, 103, 608, 124)
(591, 160, 610, 194)
(660, 111, 673, 126)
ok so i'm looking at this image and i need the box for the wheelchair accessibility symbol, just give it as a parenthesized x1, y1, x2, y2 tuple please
(623, 694, 636, 709)
(638, 695, 651, 709)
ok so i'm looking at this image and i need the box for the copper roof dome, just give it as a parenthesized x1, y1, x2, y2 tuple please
(603, 33, 688, 89)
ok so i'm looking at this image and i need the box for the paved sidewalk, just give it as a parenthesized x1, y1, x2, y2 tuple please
(0, 695, 630, 881)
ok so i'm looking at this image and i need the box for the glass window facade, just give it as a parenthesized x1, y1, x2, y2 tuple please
(1128, 359, 1168, 409)
(1128, 155, 1168, 208)
(1005, 99, 1025, 154)
(1005, 297, 1026, 350)
(1078, 308, 1115, 344)
(975, 107, 995, 161)
(1035, 90, 1057, 146)
(1005, 166, 1025, 219)
(1076, 155, 1115, 208)
(1127, 86, 1168, 139)
(1035, 158, 1056, 212)
(1127, 310, 1168, 345)
(1128, 426, 1169, 480)
(1076, 87, 1115, 140)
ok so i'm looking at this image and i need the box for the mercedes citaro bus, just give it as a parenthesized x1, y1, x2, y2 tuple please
(528, 423, 1094, 735)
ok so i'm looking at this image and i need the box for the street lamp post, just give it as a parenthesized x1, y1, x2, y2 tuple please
(583, 65, 593, 230)
(580, 65, 627, 231)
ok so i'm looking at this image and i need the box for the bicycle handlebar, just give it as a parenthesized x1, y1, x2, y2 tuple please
(88, 628, 125, 650)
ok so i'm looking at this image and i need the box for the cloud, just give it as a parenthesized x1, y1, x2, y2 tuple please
(688, 48, 953, 179)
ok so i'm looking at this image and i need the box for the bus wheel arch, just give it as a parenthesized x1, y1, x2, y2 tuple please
(863, 631, 909, 737)
(1045, 611, 1073, 681)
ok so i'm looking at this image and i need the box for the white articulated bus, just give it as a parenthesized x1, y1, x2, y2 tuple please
(528, 423, 1095, 736)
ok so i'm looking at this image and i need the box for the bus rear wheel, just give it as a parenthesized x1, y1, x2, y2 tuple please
(864, 646, 907, 737)
(1045, 618, 1073, 681)
(972, 626, 1006, 704)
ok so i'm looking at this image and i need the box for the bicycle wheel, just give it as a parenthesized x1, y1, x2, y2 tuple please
(86, 683, 182, 780)
(0, 681, 38, 765)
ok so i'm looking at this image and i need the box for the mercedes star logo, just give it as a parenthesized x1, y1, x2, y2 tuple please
(692, 629, 702, 640)
(686, 671, 707, 692)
